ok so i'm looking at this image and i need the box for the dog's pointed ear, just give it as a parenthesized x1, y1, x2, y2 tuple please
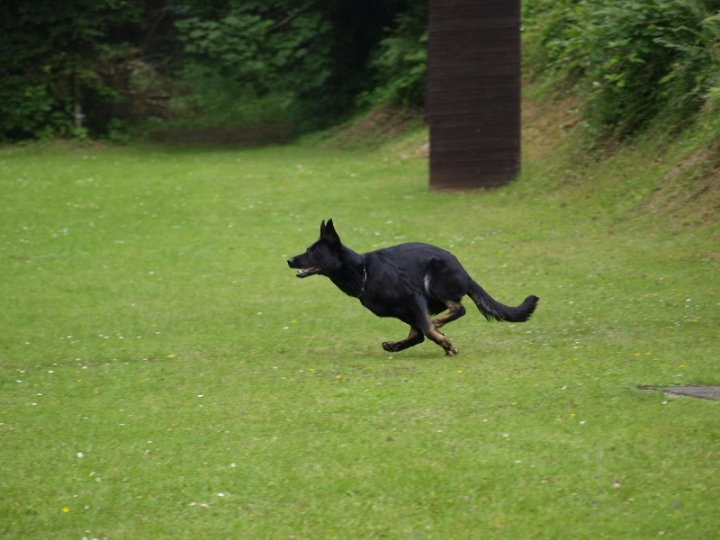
(323, 218, 340, 245)
(320, 220, 326, 237)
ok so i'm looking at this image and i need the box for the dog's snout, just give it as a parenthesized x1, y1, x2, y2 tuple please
(287, 257, 295, 268)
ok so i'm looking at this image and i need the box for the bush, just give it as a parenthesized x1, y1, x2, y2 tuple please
(174, 2, 334, 131)
(523, 0, 720, 139)
(0, 1, 146, 141)
(365, 3, 428, 108)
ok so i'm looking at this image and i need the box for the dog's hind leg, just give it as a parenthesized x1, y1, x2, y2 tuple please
(382, 326, 424, 353)
(432, 300, 466, 329)
(423, 259, 468, 334)
(382, 296, 459, 356)
(412, 302, 459, 356)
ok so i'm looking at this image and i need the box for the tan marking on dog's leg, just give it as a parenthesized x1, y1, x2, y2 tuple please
(421, 316, 459, 356)
(433, 300, 466, 329)
(407, 297, 460, 356)
(382, 327, 424, 352)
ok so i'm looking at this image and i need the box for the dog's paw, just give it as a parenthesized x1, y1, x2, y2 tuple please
(382, 341, 398, 352)
(444, 347, 459, 356)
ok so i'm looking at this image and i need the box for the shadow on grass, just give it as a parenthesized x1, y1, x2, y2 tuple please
(147, 122, 295, 147)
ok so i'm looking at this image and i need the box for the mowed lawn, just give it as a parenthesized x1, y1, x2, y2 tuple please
(0, 140, 718, 539)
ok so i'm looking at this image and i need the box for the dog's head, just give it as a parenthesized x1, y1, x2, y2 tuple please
(287, 219, 344, 278)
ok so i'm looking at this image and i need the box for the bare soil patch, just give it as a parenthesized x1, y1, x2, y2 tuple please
(521, 92, 581, 161)
(636, 143, 720, 227)
(148, 123, 294, 146)
(324, 106, 424, 149)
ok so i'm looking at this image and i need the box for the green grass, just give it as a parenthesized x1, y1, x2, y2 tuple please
(0, 130, 718, 539)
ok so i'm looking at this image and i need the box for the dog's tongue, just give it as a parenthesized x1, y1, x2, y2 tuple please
(296, 267, 320, 278)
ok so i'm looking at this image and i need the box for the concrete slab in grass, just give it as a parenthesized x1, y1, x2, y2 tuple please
(664, 386, 720, 401)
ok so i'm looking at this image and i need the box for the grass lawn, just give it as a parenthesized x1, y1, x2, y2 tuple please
(0, 131, 718, 538)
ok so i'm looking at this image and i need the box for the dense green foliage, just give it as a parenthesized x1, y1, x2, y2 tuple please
(0, 0, 145, 139)
(523, 0, 720, 139)
(176, 3, 332, 96)
(3, 0, 720, 141)
(363, 3, 428, 108)
(0, 0, 427, 140)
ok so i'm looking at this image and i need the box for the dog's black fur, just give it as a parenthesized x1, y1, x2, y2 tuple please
(287, 219, 538, 355)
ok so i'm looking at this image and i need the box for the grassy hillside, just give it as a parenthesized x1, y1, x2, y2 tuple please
(519, 86, 720, 233)
(0, 89, 718, 538)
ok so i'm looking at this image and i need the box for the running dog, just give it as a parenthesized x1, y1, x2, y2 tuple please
(287, 219, 538, 355)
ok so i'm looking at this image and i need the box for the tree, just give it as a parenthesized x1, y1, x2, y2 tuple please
(0, 0, 148, 139)
(0, 0, 430, 140)
(173, 0, 420, 126)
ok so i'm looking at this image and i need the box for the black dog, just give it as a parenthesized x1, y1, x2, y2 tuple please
(287, 219, 538, 355)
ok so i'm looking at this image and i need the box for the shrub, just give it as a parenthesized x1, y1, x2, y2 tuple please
(365, 3, 428, 108)
(523, 0, 720, 139)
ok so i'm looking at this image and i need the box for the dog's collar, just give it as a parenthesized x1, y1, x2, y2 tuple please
(358, 265, 367, 298)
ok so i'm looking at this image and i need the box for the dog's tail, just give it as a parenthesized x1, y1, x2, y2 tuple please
(468, 279, 539, 323)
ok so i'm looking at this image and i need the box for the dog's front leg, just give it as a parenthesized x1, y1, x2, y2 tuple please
(382, 326, 424, 352)
(430, 332, 459, 356)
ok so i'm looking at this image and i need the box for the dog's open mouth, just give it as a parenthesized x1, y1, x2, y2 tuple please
(296, 267, 322, 278)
